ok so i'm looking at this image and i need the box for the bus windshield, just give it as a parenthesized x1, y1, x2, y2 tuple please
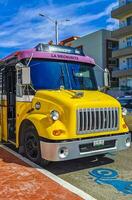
(29, 59, 97, 90)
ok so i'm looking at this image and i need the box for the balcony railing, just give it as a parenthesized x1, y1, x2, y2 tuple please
(112, 67, 119, 71)
(112, 22, 132, 32)
(110, 86, 132, 92)
(112, 47, 119, 51)
(112, 0, 132, 11)
(119, 22, 127, 28)
(112, 66, 132, 71)
(112, 24, 132, 38)
(119, 20, 132, 28)
(112, 67, 132, 79)
(112, 43, 132, 51)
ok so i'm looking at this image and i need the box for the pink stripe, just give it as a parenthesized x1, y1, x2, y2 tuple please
(2, 49, 95, 65)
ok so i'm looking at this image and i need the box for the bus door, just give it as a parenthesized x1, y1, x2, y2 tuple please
(0, 68, 8, 142)
(6, 66, 16, 142)
(0, 70, 2, 141)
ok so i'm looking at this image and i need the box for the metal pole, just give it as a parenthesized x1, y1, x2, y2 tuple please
(39, 13, 69, 45)
(55, 20, 58, 45)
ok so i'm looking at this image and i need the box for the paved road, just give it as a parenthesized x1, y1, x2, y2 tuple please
(47, 147, 132, 200)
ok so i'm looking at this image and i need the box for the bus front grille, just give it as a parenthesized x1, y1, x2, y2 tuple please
(77, 108, 119, 134)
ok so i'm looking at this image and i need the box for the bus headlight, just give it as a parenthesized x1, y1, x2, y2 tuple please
(122, 107, 127, 116)
(50, 110, 59, 121)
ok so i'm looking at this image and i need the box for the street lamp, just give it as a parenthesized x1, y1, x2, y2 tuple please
(39, 13, 70, 45)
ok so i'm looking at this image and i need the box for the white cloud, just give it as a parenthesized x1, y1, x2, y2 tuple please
(106, 18, 119, 31)
(105, 2, 119, 31)
(61, 0, 105, 11)
(0, 40, 21, 48)
(0, 0, 118, 51)
(105, 2, 118, 15)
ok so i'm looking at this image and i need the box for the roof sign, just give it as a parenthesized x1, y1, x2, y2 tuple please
(35, 43, 84, 56)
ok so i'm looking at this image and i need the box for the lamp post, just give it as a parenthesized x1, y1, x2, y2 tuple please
(55, 20, 58, 45)
(39, 13, 70, 45)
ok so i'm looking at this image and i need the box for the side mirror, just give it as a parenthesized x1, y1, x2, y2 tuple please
(104, 68, 110, 88)
(16, 63, 31, 85)
(21, 67, 31, 85)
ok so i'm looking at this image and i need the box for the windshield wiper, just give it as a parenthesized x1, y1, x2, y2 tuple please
(72, 69, 78, 85)
(60, 67, 65, 88)
(57, 66, 65, 89)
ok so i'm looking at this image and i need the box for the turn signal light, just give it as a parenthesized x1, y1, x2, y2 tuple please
(123, 124, 127, 129)
(53, 130, 65, 136)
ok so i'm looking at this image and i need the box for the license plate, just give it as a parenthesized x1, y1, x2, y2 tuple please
(93, 140, 104, 147)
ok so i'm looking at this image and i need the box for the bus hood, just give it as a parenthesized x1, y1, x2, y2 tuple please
(35, 90, 120, 108)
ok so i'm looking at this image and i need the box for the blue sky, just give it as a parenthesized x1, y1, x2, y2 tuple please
(0, 0, 118, 58)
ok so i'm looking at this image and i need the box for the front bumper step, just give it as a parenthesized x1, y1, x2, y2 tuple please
(40, 133, 131, 161)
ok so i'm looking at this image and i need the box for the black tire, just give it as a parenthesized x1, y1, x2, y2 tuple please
(20, 126, 49, 166)
(22, 126, 41, 164)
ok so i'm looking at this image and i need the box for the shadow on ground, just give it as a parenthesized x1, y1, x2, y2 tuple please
(45, 155, 114, 175)
(3, 143, 114, 176)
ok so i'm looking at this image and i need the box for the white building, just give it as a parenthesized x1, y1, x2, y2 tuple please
(61, 30, 118, 87)
(111, 0, 132, 91)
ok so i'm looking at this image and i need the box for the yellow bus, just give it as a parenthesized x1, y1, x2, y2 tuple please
(0, 44, 131, 165)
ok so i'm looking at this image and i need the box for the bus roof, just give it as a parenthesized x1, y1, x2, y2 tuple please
(1, 44, 95, 65)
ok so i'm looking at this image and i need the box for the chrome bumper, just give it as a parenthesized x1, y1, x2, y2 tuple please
(40, 133, 131, 161)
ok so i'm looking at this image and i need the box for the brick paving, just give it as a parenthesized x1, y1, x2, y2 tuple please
(0, 147, 83, 200)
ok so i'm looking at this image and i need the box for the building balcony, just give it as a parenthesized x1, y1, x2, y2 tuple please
(111, 1, 132, 19)
(112, 68, 132, 78)
(111, 24, 132, 39)
(112, 46, 132, 58)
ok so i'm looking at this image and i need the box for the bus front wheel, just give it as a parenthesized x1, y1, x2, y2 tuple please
(20, 126, 49, 166)
(24, 127, 41, 164)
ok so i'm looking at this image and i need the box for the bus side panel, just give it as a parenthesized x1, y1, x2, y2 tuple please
(1, 99, 8, 141)
(0, 106, 2, 141)
(16, 101, 32, 147)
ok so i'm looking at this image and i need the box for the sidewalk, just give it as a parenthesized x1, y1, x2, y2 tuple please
(0, 146, 83, 200)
